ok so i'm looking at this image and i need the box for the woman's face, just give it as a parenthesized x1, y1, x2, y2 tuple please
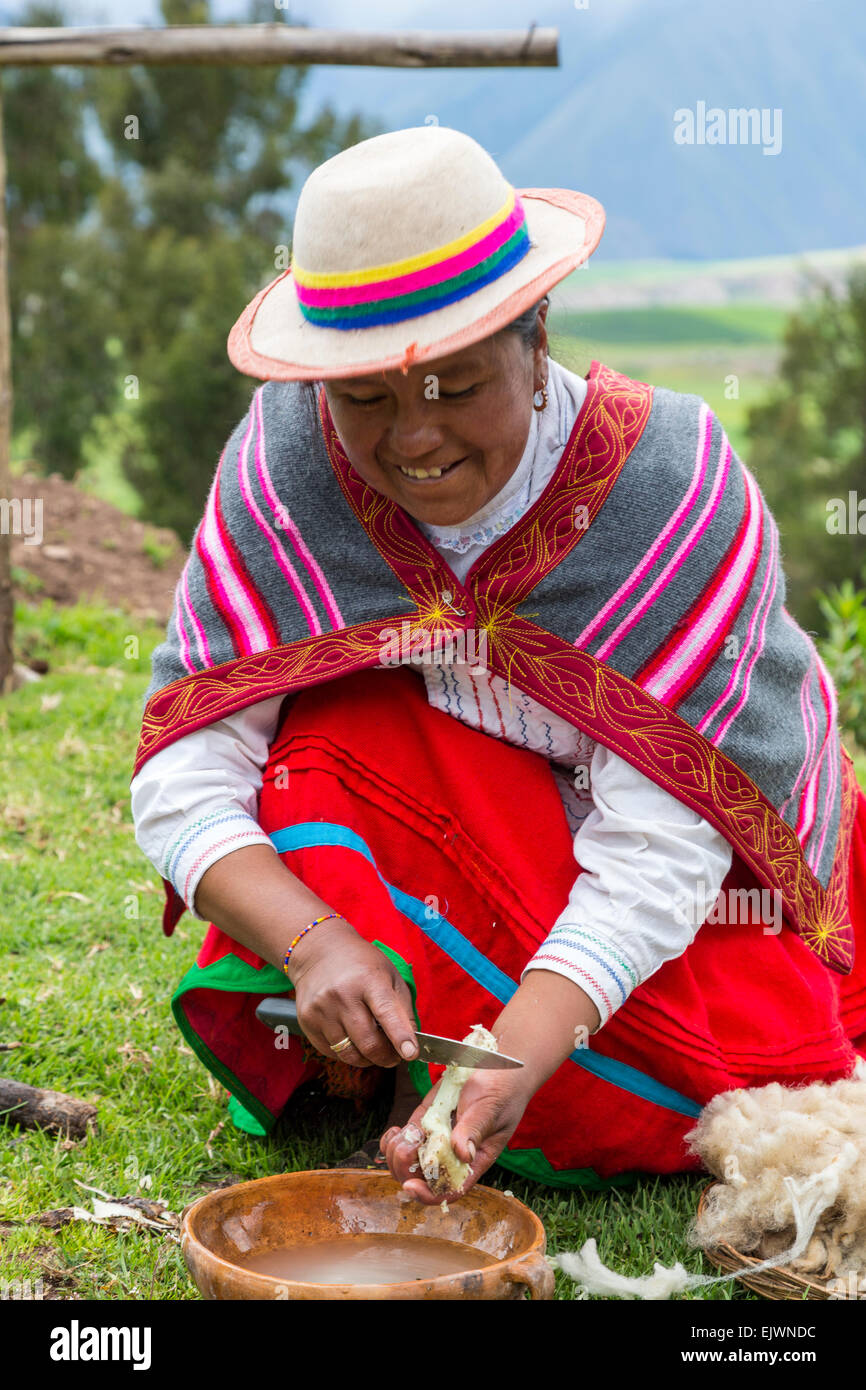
(323, 307, 549, 527)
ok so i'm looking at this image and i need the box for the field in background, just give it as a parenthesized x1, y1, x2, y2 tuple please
(11, 254, 813, 521)
(545, 244, 866, 455)
(549, 302, 787, 455)
(554, 245, 866, 304)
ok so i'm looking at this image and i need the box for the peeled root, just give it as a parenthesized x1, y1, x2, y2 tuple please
(418, 1024, 497, 1196)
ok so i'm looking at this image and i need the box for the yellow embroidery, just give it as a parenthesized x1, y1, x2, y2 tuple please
(479, 614, 855, 971)
(137, 364, 855, 974)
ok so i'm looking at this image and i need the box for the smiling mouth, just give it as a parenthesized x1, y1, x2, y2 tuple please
(395, 457, 467, 482)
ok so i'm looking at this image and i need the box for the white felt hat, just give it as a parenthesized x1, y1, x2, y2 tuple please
(227, 124, 605, 381)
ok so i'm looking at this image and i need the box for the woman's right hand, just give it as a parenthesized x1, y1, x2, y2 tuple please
(288, 917, 418, 1069)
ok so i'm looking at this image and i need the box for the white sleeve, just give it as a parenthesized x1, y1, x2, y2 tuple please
(130, 695, 287, 920)
(521, 743, 733, 1028)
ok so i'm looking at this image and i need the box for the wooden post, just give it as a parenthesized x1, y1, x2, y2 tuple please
(0, 77, 13, 694)
(0, 26, 558, 68)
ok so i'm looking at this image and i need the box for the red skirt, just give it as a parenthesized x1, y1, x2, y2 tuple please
(172, 667, 866, 1189)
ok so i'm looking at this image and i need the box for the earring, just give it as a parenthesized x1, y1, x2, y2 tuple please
(533, 382, 549, 412)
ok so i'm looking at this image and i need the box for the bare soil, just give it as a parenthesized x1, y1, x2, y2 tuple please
(9, 471, 186, 626)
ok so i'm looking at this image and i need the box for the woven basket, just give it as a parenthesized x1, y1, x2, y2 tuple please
(697, 1183, 862, 1301)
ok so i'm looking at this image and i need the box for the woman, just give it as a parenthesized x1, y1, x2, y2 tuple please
(131, 125, 866, 1203)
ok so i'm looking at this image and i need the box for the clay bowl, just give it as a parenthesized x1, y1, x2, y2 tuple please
(182, 1169, 555, 1300)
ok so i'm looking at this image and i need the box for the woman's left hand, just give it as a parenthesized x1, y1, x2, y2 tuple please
(379, 971, 603, 1203)
(379, 1066, 535, 1204)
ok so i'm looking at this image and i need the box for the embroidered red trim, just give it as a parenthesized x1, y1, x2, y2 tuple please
(133, 362, 855, 972)
(133, 616, 437, 776)
(135, 621, 857, 973)
(318, 360, 653, 620)
(474, 611, 856, 973)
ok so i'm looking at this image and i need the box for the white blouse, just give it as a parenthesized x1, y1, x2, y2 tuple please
(130, 358, 732, 1028)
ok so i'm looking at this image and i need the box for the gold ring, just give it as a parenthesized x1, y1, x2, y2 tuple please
(330, 1036, 354, 1055)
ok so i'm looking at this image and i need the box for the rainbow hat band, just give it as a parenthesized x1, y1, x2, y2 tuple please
(228, 126, 606, 381)
(291, 190, 530, 331)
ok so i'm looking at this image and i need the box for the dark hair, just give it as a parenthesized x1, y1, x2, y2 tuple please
(298, 377, 322, 428)
(498, 295, 549, 350)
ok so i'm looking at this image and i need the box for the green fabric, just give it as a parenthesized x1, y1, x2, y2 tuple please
(493, 1145, 639, 1191)
(173, 951, 287, 998)
(171, 951, 290, 1134)
(227, 1092, 269, 1137)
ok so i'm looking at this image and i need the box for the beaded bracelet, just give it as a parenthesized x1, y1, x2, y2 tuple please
(282, 913, 344, 975)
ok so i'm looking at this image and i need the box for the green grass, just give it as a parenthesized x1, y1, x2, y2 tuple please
(0, 598, 858, 1301)
(551, 304, 788, 347)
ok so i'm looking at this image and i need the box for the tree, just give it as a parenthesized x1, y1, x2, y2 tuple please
(745, 265, 866, 631)
(81, 0, 378, 541)
(6, 0, 378, 540)
(6, 3, 116, 478)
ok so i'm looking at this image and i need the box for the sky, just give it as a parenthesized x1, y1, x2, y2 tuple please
(8, 1, 636, 25)
(5, 0, 864, 261)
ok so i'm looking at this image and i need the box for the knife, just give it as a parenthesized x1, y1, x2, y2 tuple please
(254, 996, 523, 1069)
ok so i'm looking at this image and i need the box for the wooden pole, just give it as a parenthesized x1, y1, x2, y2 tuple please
(0, 25, 557, 68)
(0, 79, 13, 694)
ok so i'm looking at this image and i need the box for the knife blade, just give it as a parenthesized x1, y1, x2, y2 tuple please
(412, 1031, 523, 1070)
(253, 997, 523, 1069)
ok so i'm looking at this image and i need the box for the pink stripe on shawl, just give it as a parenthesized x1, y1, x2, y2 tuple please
(806, 652, 840, 871)
(797, 682, 822, 843)
(594, 421, 732, 663)
(797, 651, 838, 859)
(177, 541, 213, 672)
(778, 608, 816, 821)
(701, 514, 779, 745)
(296, 202, 526, 308)
(253, 389, 345, 630)
(780, 670, 816, 822)
(575, 403, 713, 651)
(646, 467, 763, 704)
(795, 665, 821, 837)
(236, 388, 321, 637)
(172, 573, 194, 674)
(197, 426, 272, 656)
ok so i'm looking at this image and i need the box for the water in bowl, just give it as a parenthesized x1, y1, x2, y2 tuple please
(238, 1233, 500, 1285)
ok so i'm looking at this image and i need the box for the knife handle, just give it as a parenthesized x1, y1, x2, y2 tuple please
(255, 996, 306, 1036)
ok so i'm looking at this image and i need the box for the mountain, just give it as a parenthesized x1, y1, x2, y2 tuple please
(17, 0, 866, 260)
(292, 0, 866, 261)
